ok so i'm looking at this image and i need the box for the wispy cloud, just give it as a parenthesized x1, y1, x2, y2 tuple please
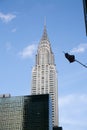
(11, 28, 17, 32)
(0, 12, 16, 23)
(59, 94, 87, 107)
(5, 42, 12, 51)
(70, 44, 87, 53)
(19, 44, 37, 59)
(59, 93, 87, 128)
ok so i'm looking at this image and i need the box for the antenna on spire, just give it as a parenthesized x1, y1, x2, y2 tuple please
(44, 16, 46, 26)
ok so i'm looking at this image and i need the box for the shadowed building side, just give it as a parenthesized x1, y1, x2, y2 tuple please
(23, 94, 52, 130)
(83, 0, 87, 35)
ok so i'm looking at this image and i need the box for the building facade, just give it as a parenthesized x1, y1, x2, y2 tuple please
(31, 25, 58, 126)
(0, 94, 52, 130)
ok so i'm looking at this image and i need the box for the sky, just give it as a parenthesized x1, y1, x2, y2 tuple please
(0, 0, 87, 130)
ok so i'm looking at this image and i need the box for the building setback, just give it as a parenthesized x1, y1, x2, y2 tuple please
(31, 25, 58, 126)
(0, 94, 52, 130)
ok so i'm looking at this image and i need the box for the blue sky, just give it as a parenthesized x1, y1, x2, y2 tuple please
(0, 0, 87, 130)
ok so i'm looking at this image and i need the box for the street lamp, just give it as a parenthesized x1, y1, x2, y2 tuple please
(64, 52, 87, 68)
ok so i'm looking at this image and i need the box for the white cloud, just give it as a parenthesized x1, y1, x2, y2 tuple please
(0, 12, 16, 23)
(59, 94, 87, 129)
(59, 94, 87, 107)
(5, 42, 12, 51)
(19, 44, 37, 59)
(11, 28, 17, 32)
(70, 44, 87, 53)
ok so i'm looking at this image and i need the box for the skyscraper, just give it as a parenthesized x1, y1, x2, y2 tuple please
(31, 25, 58, 126)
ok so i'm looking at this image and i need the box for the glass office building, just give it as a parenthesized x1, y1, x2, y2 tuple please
(0, 94, 52, 130)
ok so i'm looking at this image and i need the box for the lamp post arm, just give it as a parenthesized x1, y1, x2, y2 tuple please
(75, 59, 87, 68)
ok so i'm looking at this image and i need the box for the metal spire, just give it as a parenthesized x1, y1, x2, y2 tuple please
(44, 16, 46, 26)
(41, 19, 49, 41)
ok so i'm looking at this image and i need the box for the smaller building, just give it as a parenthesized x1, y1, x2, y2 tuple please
(53, 126, 63, 130)
(0, 94, 52, 130)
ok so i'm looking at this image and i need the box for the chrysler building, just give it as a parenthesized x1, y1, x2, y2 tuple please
(31, 25, 58, 126)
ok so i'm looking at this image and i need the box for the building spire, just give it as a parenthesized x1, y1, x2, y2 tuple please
(41, 19, 49, 41)
(44, 16, 46, 26)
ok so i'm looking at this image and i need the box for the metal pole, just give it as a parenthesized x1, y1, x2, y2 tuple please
(75, 59, 87, 68)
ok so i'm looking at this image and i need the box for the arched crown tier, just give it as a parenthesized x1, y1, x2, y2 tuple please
(36, 25, 55, 65)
